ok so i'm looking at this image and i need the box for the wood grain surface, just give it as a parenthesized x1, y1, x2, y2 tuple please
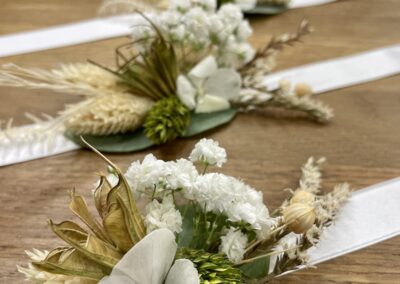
(0, 0, 400, 283)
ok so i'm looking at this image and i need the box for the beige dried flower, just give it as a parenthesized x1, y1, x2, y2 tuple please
(294, 83, 313, 97)
(290, 190, 315, 206)
(64, 93, 153, 136)
(283, 203, 316, 234)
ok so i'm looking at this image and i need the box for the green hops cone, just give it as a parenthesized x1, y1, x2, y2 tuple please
(144, 96, 190, 144)
(176, 248, 243, 284)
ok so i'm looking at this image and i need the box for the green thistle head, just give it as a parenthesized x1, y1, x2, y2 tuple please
(176, 248, 243, 284)
(144, 96, 190, 144)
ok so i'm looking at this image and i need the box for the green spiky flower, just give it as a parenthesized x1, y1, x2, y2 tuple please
(144, 96, 190, 144)
(176, 248, 243, 284)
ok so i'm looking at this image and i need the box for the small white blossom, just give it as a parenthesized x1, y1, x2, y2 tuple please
(236, 21, 253, 41)
(164, 159, 199, 190)
(125, 154, 167, 198)
(219, 227, 248, 263)
(189, 138, 227, 167)
(145, 195, 183, 234)
(186, 172, 275, 235)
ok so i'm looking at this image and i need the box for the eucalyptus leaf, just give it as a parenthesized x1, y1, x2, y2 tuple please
(246, 4, 288, 15)
(239, 256, 270, 279)
(183, 108, 238, 137)
(65, 129, 154, 153)
(177, 205, 196, 248)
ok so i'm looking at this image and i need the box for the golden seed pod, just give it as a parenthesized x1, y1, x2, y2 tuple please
(295, 83, 313, 97)
(290, 190, 315, 205)
(283, 203, 316, 234)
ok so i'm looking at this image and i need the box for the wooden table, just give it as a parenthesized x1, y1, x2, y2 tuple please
(1, 0, 399, 283)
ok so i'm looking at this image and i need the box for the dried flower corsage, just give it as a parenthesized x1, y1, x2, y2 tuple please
(0, 1, 332, 153)
(18, 139, 350, 283)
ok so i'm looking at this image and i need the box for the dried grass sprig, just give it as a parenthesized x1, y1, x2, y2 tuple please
(298, 157, 326, 194)
(95, 14, 180, 101)
(240, 20, 313, 76)
(0, 63, 126, 96)
(234, 84, 333, 123)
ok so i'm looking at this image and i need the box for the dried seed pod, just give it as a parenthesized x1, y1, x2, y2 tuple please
(283, 203, 316, 234)
(295, 83, 313, 97)
(290, 190, 315, 205)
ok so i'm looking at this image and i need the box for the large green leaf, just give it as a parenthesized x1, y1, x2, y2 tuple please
(246, 4, 288, 15)
(65, 129, 154, 153)
(65, 109, 237, 153)
(239, 256, 270, 279)
(183, 109, 238, 137)
(177, 205, 196, 248)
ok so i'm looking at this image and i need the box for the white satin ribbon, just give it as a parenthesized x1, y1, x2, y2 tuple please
(289, 0, 335, 8)
(0, 125, 79, 167)
(0, 0, 336, 58)
(308, 177, 400, 265)
(262, 44, 400, 93)
(0, 15, 136, 58)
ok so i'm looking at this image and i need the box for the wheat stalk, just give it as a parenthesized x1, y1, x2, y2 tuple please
(64, 93, 153, 136)
(0, 63, 126, 96)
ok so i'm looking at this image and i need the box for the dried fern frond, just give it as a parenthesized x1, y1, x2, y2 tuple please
(65, 94, 153, 136)
(0, 63, 126, 96)
(98, 0, 168, 16)
(234, 82, 333, 122)
(298, 157, 326, 194)
(240, 20, 312, 76)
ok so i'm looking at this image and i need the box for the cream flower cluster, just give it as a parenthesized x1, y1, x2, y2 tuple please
(131, 0, 255, 68)
(124, 139, 275, 240)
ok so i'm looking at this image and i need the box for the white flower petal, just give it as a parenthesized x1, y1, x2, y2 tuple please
(177, 75, 197, 110)
(165, 259, 200, 284)
(99, 273, 133, 284)
(195, 94, 230, 113)
(102, 229, 177, 284)
(189, 55, 219, 85)
(204, 69, 242, 100)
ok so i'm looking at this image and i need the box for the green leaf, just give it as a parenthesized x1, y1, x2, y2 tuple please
(239, 256, 270, 279)
(177, 205, 196, 248)
(183, 109, 237, 137)
(245, 4, 288, 15)
(65, 129, 154, 153)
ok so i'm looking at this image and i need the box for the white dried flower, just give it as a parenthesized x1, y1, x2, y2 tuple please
(125, 154, 167, 198)
(186, 173, 275, 236)
(164, 159, 199, 191)
(189, 138, 227, 167)
(145, 195, 183, 234)
(219, 227, 248, 263)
